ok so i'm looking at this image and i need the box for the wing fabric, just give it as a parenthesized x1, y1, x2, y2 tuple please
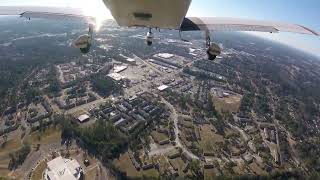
(0, 6, 95, 23)
(181, 17, 320, 36)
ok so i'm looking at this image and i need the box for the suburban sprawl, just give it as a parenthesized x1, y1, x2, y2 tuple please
(0, 18, 320, 180)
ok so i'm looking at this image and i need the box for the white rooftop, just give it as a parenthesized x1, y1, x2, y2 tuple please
(108, 73, 124, 81)
(156, 53, 174, 59)
(126, 58, 136, 62)
(223, 92, 230, 96)
(77, 114, 89, 122)
(189, 48, 196, 53)
(158, 85, 169, 91)
(114, 118, 126, 126)
(45, 156, 82, 180)
(114, 65, 128, 73)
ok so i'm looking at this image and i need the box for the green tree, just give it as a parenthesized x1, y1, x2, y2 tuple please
(189, 160, 203, 178)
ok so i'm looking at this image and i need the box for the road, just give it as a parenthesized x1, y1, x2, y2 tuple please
(56, 65, 65, 83)
(65, 98, 107, 115)
(228, 123, 249, 142)
(133, 54, 163, 75)
(21, 142, 63, 180)
(161, 97, 199, 160)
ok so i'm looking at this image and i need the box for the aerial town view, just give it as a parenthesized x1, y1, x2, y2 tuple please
(0, 7, 320, 180)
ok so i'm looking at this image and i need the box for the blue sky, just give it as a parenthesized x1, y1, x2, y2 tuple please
(187, 0, 320, 57)
(2, 0, 320, 57)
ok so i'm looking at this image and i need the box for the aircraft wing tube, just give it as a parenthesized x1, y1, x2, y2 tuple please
(181, 17, 320, 36)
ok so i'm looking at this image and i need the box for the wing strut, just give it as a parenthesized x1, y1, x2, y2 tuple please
(179, 30, 190, 42)
(205, 30, 211, 48)
(204, 30, 222, 61)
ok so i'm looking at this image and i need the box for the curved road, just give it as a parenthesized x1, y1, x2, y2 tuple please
(161, 98, 199, 160)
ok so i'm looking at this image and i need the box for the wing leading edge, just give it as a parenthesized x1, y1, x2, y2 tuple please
(181, 17, 320, 36)
(0, 6, 95, 23)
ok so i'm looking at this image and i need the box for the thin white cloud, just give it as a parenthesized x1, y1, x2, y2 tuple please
(248, 32, 320, 58)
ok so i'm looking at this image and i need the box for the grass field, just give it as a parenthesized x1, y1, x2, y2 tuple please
(232, 164, 248, 175)
(31, 160, 47, 180)
(0, 164, 10, 178)
(114, 152, 160, 178)
(141, 168, 159, 178)
(155, 155, 170, 173)
(249, 162, 266, 175)
(199, 125, 224, 153)
(224, 128, 238, 138)
(114, 153, 140, 178)
(29, 127, 62, 145)
(179, 119, 194, 129)
(0, 136, 22, 177)
(0, 138, 22, 156)
(85, 166, 98, 180)
(151, 131, 169, 143)
(169, 157, 185, 175)
(213, 94, 241, 113)
(204, 169, 217, 180)
(0, 127, 61, 178)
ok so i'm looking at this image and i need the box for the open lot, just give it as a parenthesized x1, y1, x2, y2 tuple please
(154, 155, 170, 174)
(179, 119, 194, 129)
(151, 131, 169, 143)
(31, 160, 47, 180)
(0, 126, 61, 178)
(169, 157, 185, 175)
(114, 152, 160, 178)
(85, 165, 98, 180)
(0, 135, 22, 177)
(232, 163, 248, 175)
(28, 127, 62, 146)
(213, 94, 242, 113)
(114, 152, 140, 178)
(198, 125, 224, 153)
(249, 162, 267, 175)
(141, 168, 159, 178)
(204, 169, 218, 180)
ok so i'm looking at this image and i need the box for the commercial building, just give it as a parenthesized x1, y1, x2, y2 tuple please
(77, 114, 90, 123)
(44, 156, 83, 180)
(114, 65, 128, 73)
(156, 53, 174, 59)
(108, 73, 124, 81)
(157, 85, 169, 91)
(126, 57, 136, 64)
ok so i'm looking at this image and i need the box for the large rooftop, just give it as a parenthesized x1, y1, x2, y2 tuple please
(155, 53, 174, 59)
(45, 156, 82, 180)
(114, 65, 128, 73)
(158, 85, 169, 91)
(108, 73, 124, 81)
(77, 114, 90, 123)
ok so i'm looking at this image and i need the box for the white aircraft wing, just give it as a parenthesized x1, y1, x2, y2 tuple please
(181, 17, 320, 36)
(0, 6, 96, 24)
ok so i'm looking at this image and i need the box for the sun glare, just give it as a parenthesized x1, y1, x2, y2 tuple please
(77, 0, 112, 31)
(13, 0, 113, 31)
